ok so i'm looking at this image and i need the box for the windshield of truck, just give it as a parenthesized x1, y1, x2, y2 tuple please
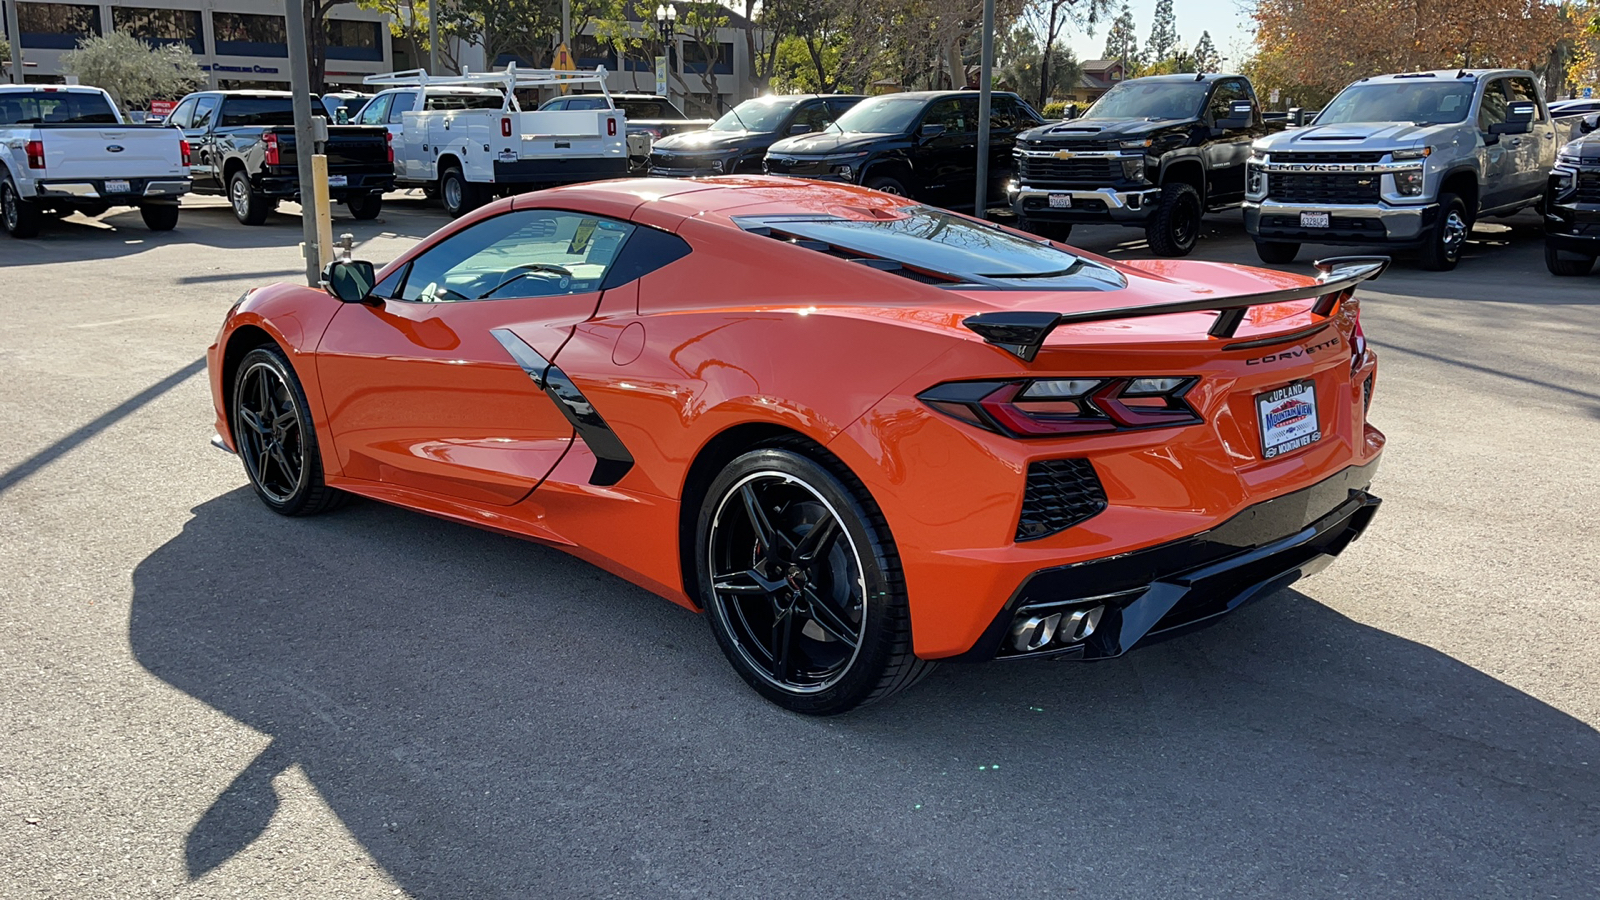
(1316, 81, 1475, 125)
(617, 98, 679, 119)
(710, 97, 797, 132)
(220, 95, 328, 127)
(1083, 81, 1209, 120)
(828, 95, 924, 134)
(0, 90, 118, 125)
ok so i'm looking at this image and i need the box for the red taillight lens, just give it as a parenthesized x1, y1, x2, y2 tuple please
(385, 130, 394, 163)
(179, 139, 191, 167)
(25, 140, 45, 169)
(501, 117, 512, 138)
(920, 377, 1201, 437)
(263, 132, 280, 166)
(607, 117, 618, 137)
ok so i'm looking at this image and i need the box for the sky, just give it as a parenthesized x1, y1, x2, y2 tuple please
(1065, 0, 1257, 69)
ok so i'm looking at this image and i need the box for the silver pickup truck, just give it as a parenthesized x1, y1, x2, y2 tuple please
(1244, 69, 1557, 270)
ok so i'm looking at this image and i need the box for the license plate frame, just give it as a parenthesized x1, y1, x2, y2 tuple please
(1299, 210, 1331, 229)
(327, 175, 349, 188)
(104, 179, 130, 194)
(1256, 380, 1321, 459)
(1047, 193, 1072, 209)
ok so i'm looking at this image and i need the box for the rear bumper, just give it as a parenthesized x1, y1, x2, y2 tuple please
(34, 178, 190, 202)
(492, 157, 628, 186)
(955, 459, 1382, 662)
(1011, 185, 1160, 224)
(1245, 199, 1436, 245)
(258, 171, 394, 198)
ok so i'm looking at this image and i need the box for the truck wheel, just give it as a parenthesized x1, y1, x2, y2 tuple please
(1146, 182, 1202, 257)
(1, 177, 42, 238)
(1419, 192, 1470, 271)
(1545, 242, 1597, 277)
(229, 170, 270, 226)
(864, 174, 907, 196)
(345, 192, 383, 220)
(1254, 239, 1300, 264)
(439, 167, 484, 218)
(1019, 217, 1073, 242)
(139, 203, 180, 232)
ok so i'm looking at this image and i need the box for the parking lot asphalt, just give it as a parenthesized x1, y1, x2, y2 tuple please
(1, 193, 1597, 899)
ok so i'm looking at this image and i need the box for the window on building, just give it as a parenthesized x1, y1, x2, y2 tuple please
(213, 12, 289, 58)
(326, 19, 382, 62)
(112, 7, 204, 55)
(681, 41, 734, 76)
(17, 2, 101, 50)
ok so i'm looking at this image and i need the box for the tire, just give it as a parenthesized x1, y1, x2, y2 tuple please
(1145, 181, 1203, 257)
(345, 192, 383, 220)
(1545, 242, 1597, 277)
(439, 166, 485, 218)
(229, 170, 270, 226)
(864, 174, 908, 197)
(1419, 191, 1470, 271)
(694, 444, 934, 715)
(1019, 217, 1073, 242)
(230, 346, 346, 516)
(140, 203, 180, 231)
(1254, 239, 1300, 264)
(1, 176, 42, 238)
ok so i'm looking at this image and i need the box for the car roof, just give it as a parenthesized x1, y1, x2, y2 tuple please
(0, 84, 106, 94)
(863, 90, 1023, 102)
(1359, 69, 1533, 83)
(1122, 73, 1241, 84)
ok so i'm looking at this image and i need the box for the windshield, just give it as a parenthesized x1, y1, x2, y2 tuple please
(1084, 81, 1208, 120)
(0, 91, 118, 125)
(710, 97, 798, 132)
(1316, 81, 1475, 125)
(829, 95, 924, 134)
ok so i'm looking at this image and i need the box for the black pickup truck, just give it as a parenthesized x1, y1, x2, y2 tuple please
(166, 91, 395, 225)
(1009, 73, 1281, 255)
(1545, 114, 1600, 276)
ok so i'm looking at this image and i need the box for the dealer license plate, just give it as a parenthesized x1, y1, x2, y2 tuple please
(1299, 211, 1330, 228)
(1048, 193, 1072, 209)
(328, 175, 348, 187)
(104, 180, 130, 194)
(1256, 380, 1321, 459)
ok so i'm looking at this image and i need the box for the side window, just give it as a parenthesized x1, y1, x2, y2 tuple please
(989, 96, 1018, 131)
(397, 209, 636, 303)
(357, 93, 391, 126)
(921, 98, 971, 133)
(167, 97, 196, 129)
(1507, 77, 1545, 122)
(192, 95, 220, 129)
(1478, 80, 1509, 131)
(826, 97, 858, 119)
(387, 91, 416, 124)
(791, 101, 831, 133)
(1207, 80, 1249, 120)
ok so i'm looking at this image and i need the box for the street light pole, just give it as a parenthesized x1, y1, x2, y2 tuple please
(428, 0, 439, 75)
(973, 0, 994, 216)
(655, 5, 676, 107)
(4, 0, 25, 85)
(285, 0, 326, 286)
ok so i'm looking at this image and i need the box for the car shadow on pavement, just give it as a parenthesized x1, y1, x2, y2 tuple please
(130, 490, 1600, 899)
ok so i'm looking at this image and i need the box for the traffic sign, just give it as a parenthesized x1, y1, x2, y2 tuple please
(554, 43, 575, 93)
(1585, 86, 1593, 99)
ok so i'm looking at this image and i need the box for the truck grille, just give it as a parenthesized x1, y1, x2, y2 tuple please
(764, 155, 832, 178)
(1268, 172, 1381, 205)
(1016, 459, 1108, 542)
(1270, 151, 1386, 164)
(1018, 155, 1118, 187)
(1577, 172, 1600, 204)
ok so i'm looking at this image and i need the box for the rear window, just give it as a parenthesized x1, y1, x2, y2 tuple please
(0, 91, 118, 125)
(219, 95, 328, 127)
(618, 98, 675, 119)
(426, 93, 503, 111)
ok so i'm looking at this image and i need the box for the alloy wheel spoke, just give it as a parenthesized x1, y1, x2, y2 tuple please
(239, 409, 268, 435)
(802, 586, 860, 648)
(770, 608, 796, 681)
(711, 570, 768, 596)
(791, 516, 840, 568)
(740, 483, 792, 558)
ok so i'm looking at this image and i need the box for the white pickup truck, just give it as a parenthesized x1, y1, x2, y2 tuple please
(0, 85, 191, 238)
(364, 65, 628, 217)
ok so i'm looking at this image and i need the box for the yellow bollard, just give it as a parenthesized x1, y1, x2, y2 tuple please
(310, 154, 335, 271)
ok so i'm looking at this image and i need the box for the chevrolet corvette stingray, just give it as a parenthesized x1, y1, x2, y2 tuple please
(207, 176, 1386, 714)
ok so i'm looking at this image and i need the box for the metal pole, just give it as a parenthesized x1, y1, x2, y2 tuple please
(4, 0, 25, 85)
(428, 0, 439, 75)
(562, 0, 570, 53)
(973, 0, 994, 216)
(285, 0, 324, 286)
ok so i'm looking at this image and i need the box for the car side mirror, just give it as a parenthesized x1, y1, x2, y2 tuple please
(1217, 99, 1254, 129)
(1582, 113, 1598, 135)
(789, 123, 812, 135)
(920, 123, 946, 138)
(323, 259, 377, 303)
(1490, 102, 1535, 136)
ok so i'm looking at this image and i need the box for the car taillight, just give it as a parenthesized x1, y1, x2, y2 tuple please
(607, 117, 618, 137)
(501, 117, 512, 137)
(919, 377, 1201, 437)
(25, 140, 45, 169)
(264, 132, 280, 166)
(385, 130, 393, 163)
(179, 139, 191, 167)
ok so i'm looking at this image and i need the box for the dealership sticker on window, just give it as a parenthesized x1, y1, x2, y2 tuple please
(1256, 380, 1320, 459)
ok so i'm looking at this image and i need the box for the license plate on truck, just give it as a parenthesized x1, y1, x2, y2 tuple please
(1257, 380, 1321, 459)
(1300, 211, 1330, 228)
(1048, 193, 1072, 208)
(104, 180, 130, 194)
(328, 175, 348, 187)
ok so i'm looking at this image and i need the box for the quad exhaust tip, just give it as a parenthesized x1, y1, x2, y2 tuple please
(1009, 604, 1105, 653)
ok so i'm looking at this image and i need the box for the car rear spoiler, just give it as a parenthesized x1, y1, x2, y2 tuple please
(962, 256, 1390, 362)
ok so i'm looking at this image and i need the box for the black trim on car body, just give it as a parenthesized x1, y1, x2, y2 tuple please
(490, 328, 636, 486)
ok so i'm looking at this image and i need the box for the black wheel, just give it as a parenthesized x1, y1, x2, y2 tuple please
(1419, 191, 1470, 271)
(1146, 181, 1202, 257)
(439, 166, 484, 218)
(695, 445, 933, 715)
(1254, 239, 1300, 264)
(231, 346, 345, 516)
(1019, 217, 1073, 242)
(2, 176, 42, 238)
(1545, 242, 1597, 277)
(140, 203, 180, 231)
(345, 192, 383, 220)
(229, 170, 269, 226)
(864, 174, 908, 197)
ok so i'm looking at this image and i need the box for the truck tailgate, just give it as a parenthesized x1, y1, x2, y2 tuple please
(276, 126, 391, 171)
(515, 110, 625, 159)
(35, 127, 185, 181)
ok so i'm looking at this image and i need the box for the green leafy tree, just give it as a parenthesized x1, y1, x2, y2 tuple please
(60, 32, 205, 110)
(357, 0, 448, 73)
(1191, 30, 1221, 72)
(999, 23, 1084, 107)
(1102, 2, 1141, 73)
(1145, 0, 1179, 64)
(1022, 0, 1109, 110)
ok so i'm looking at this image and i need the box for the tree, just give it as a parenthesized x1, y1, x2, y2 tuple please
(357, 0, 455, 74)
(1145, 0, 1179, 65)
(1023, 0, 1109, 111)
(1192, 30, 1220, 73)
(1000, 24, 1084, 106)
(60, 32, 205, 110)
(1102, 2, 1140, 73)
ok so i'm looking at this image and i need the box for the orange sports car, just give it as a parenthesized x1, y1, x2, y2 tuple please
(207, 176, 1385, 714)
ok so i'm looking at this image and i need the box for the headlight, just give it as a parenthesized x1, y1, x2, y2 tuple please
(1391, 147, 1432, 161)
(1121, 157, 1146, 182)
(1553, 170, 1577, 200)
(1557, 153, 1582, 168)
(1393, 170, 1424, 197)
(1246, 162, 1267, 200)
(837, 165, 854, 181)
(1119, 138, 1152, 150)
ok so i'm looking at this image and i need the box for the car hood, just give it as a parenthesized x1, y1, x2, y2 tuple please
(1256, 121, 1457, 152)
(1561, 133, 1600, 161)
(652, 129, 766, 153)
(767, 132, 891, 156)
(1023, 116, 1194, 143)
